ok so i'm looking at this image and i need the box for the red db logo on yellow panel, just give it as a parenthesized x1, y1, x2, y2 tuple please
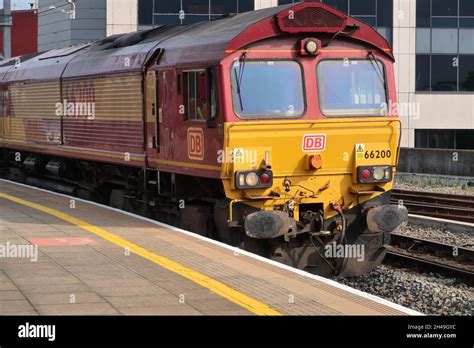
(302, 134, 326, 152)
(187, 128, 204, 160)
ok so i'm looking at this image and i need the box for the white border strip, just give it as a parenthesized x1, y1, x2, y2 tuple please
(0, 179, 422, 316)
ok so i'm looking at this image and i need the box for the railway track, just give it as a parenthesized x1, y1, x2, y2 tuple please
(384, 232, 474, 285)
(390, 189, 474, 223)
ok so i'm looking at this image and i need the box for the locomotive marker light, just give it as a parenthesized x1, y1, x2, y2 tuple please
(259, 172, 271, 185)
(303, 38, 319, 55)
(305, 40, 318, 54)
(361, 169, 371, 181)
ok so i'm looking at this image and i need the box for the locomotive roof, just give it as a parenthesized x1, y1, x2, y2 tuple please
(0, 2, 393, 82)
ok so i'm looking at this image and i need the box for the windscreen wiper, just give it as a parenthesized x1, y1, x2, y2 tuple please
(234, 50, 249, 111)
(368, 51, 386, 90)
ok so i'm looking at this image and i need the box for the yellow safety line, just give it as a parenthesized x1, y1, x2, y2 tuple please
(0, 192, 282, 316)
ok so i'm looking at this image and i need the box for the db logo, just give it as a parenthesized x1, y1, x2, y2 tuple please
(187, 128, 204, 160)
(302, 134, 326, 152)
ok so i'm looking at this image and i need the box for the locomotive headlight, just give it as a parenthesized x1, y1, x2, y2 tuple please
(235, 170, 273, 189)
(245, 172, 259, 187)
(304, 39, 318, 55)
(357, 166, 392, 183)
(373, 167, 385, 181)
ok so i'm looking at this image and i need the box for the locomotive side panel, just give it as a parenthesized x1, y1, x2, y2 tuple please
(62, 74, 144, 156)
(7, 81, 61, 145)
(0, 46, 87, 149)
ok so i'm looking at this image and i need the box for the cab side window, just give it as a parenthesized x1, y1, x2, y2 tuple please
(209, 69, 217, 119)
(184, 69, 217, 121)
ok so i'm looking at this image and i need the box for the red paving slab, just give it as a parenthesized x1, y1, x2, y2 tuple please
(28, 238, 98, 247)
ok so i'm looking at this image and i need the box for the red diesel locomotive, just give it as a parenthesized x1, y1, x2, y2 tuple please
(0, 2, 407, 277)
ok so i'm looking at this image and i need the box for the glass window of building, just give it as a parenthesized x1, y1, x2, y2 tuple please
(415, 129, 474, 150)
(138, 0, 153, 25)
(138, 0, 255, 28)
(277, 0, 393, 44)
(459, 55, 474, 91)
(322, 0, 348, 13)
(211, 0, 237, 14)
(416, 55, 431, 91)
(431, 55, 458, 91)
(416, 0, 474, 92)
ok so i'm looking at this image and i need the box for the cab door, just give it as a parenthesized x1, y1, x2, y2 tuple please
(144, 70, 159, 162)
(144, 69, 173, 166)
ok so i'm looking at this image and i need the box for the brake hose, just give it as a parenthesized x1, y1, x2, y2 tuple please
(331, 203, 348, 276)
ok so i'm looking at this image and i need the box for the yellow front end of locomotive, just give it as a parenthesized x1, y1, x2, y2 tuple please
(221, 117, 401, 222)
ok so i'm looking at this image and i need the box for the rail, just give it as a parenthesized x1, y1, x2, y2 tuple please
(390, 189, 474, 223)
(384, 232, 474, 285)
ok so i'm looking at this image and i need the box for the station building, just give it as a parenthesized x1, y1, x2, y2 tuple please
(36, 0, 474, 150)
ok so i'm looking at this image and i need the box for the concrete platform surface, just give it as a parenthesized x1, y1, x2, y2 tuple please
(0, 179, 420, 316)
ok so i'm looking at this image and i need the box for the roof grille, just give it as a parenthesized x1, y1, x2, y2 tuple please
(277, 3, 348, 34)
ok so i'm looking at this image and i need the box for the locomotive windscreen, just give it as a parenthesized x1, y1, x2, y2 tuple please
(317, 59, 388, 117)
(231, 60, 305, 119)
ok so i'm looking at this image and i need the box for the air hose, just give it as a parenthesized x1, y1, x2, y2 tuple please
(331, 203, 348, 276)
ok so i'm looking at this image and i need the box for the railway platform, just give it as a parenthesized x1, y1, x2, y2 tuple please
(0, 179, 420, 316)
